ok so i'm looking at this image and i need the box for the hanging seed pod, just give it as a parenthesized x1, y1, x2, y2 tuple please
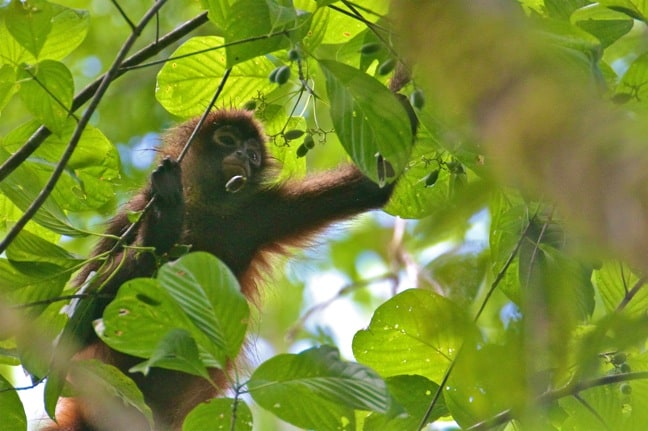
(284, 129, 305, 141)
(377, 58, 396, 75)
(275, 65, 291, 85)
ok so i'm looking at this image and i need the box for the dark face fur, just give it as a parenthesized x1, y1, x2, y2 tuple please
(211, 123, 264, 193)
(172, 110, 269, 199)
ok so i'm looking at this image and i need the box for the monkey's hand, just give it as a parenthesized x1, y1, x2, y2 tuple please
(151, 157, 183, 207)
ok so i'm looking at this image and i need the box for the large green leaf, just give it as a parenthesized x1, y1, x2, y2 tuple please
(0, 373, 27, 431)
(99, 253, 248, 369)
(319, 59, 413, 183)
(67, 359, 154, 430)
(5, 0, 53, 58)
(0, 64, 17, 114)
(97, 278, 223, 369)
(3, 1, 88, 61)
(17, 60, 73, 135)
(0, 147, 84, 236)
(1, 120, 119, 214)
(6, 228, 79, 267)
(129, 329, 210, 380)
(156, 36, 276, 117)
(353, 289, 476, 382)
(445, 339, 528, 428)
(157, 252, 249, 360)
(561, 380, 648, 431)
(363, 375, 448, 431)
(0, 258, 71, 306)
(183, 398, 253, 431)
(248, 345, 389, 430)
(572, 3, 633, 48)
(596, 261, 648, 317)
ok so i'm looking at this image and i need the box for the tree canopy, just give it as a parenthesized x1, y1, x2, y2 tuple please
(2, 1, 648, 430)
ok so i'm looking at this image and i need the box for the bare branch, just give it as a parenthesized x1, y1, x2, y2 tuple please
(0, 0, 170, 254)
(0, 11, 209, 183)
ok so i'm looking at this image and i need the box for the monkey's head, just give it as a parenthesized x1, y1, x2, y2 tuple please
(163, 109, 270, 199)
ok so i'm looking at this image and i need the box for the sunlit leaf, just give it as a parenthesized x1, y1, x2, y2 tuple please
(157, 252, 249, 360)
(183, 398, 253, 431)
(68, 360, 154, 430)
(17, 60, 73, 134)
(319, 59, 413, 183)
(0, 373, 27, 431)
(5, 0, 53, 58)
(97, 278, 223, 369)
(353, 289, 477, 382)
(249, 345, 389, 430)
(156, 36, 276, 117)
(363, 375, 448, 431)
(129, 329, 210, 380)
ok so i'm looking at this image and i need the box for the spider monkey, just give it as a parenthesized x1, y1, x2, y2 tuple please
(44, 108, 413, 431)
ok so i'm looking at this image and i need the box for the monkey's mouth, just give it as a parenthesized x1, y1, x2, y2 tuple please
(223, 163, 249, 193)
(225, 175, 248, 193)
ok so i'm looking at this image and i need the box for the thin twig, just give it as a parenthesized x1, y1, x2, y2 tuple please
(616, 275, 648, 313)
(110, 0, 135, 30)
(0, 1, 170, 255)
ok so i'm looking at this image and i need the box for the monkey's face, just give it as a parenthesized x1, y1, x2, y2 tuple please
(211, 124, 265, 193)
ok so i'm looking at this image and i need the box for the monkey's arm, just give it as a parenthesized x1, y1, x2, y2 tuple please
(254, 164, 393, 242)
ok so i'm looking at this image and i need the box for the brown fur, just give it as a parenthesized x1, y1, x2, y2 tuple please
(43, 109, 395, 430)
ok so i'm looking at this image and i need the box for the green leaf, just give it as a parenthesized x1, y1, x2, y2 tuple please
(0, 64, 18, 114)
(0, 146, 84, 236)
(156, 36, 276, 117)
(572, 3, 633, 48)
(600, 0, 648, 22)
(0, 258, 70, 306)
(318, 0, 389, 44)
(596, 262, 648, 317)
(0, 14, 34, 65)
(5, 0, 53, 58)
(6, 228, 79, 267)
(97, 278, 223, 368)
(248, 345, 389, 430)
(68, 359, 154, 430)
(18, 60, 73, 134)
(353, 289, 476, 382)
(222, 0, 294, 66)
(2, 1, 88, 61)
(363, 375, 448, 431)
(445, 339, 528, 427)
(44, 365, 63, 419)
(319, 59, 413, 183)
(183, 398, 253, 431)
(618, 52, 648, 104)
(2, 120, 120, 212)
(129, 329, 211, 380)
(0, 373, 27, 431)
(158, 252, 249, 360)
(39, 3, 89, 60)
(561, 380, 648, 430)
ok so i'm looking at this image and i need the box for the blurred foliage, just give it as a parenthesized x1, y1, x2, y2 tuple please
(1, 0, 648, 430)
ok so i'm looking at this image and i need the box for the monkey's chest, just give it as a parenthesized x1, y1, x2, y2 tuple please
(181, 214, 259, 276)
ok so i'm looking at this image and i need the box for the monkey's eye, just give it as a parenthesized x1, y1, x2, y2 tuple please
(247, 150, 259, 163)
(213, 128, 239, 147)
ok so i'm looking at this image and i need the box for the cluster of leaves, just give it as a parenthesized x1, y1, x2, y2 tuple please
(1, 0, 648, 431)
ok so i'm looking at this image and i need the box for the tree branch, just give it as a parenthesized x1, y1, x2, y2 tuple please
(0, 11, 209, 183)
(0, 1, 171, 255)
